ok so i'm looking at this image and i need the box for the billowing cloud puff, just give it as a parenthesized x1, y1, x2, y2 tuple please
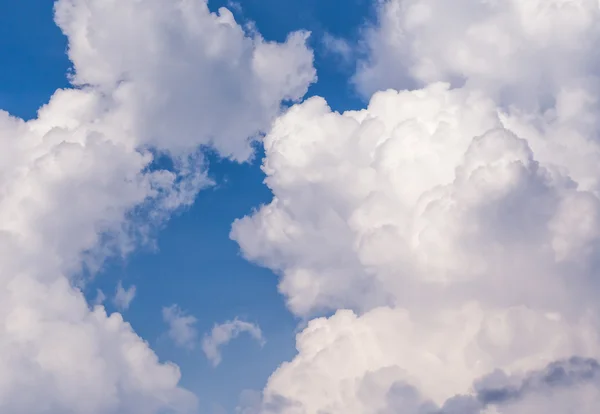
(0, 0, 316, 412)
(233, 83, 600, 317)
(355, 0, 600, 107)
(232, 40, 600, 413)
(55, 0, 316, 160)
(258, 307, 599, 413)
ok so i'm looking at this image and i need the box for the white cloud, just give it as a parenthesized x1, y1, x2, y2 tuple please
(93, 288, 106, 306)
(162, 305, 198, 350)
(232, 84, 600, 410)
(257, 307, 600, 413)
(202, 319, 265, 367)
(0, 0, 315, 412)
(0, 97, 198, 414)
(231, 2, 600, 411)
(113, 281, 136, 311)
(54, 0, 316, 161)
(354, 0, 600, 107)
(350, 356, 600, 414)
(234, 84, 525, 315)
(322, 33, 353, 63)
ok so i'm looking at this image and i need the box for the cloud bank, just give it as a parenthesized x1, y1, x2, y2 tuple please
(354, 0, 600, 107)
(0, 0, 315, 412)
(231, 0, 600, 412)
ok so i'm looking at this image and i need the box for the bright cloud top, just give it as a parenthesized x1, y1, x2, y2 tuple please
(0, 0, 315, 413)
(55, 0, 316, 160)
(202, 319, 265, 367)
(355, 0, 600, 107)
(231, 0, 600, 412)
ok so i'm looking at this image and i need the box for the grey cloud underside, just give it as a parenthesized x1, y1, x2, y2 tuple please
(262, 357, 600, 414)
(441, 357, 600, 413)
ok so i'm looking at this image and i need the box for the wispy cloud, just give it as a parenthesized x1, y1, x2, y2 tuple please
(322, 32, 353, 64)
(112, 281, 136, 311)
(202, 319, 265, 367)
(162, 305, 198, 350)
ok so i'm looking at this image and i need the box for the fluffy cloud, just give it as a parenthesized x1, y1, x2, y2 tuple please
(234, 83, 600, 316)
(202, 319, 265, 367)
(0, 0, 315, 413)
(258, 307, 600, 413)
(231, 2, 600, 410)
(54, 0, 315, 161)
(355, 0, 600, 106)
(163, 305, 198, 350)
(232, 84, 600, 410)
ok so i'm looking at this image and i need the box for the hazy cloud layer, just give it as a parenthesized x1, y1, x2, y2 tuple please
(55, 0, 316, 160)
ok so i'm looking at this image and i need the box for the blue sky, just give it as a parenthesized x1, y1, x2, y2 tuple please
(0, 0, 373, 411)
(5, 1, 599, 414)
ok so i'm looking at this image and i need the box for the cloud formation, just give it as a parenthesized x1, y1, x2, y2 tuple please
(427, 356, 600, 414)
(163, 305, 198, 350)
(55, 0, 316, 160)
(231, 1, 600, 412)
(354, 0, 600, 106)
(202, 319, 265, 367)
(0, 0, 315, 412)
(113, 281, 136, 311)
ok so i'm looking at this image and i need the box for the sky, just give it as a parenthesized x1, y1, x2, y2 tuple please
(0, 0, 371, 411)
(3, 1, 600, 414)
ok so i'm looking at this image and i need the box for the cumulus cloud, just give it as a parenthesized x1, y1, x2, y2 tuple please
(439, 356, 600, 414)
(232, 85, 600, 410)
(202, 319, 265, 367)
(256, 306, 600, 413)
(332, 356, 600, 414)
(0, 0, 315, 412)
(0, 92, 199, 414)
(113, 281, 136, 311)
(162, 305, 198, 350)
(231, 1, 600, 412)
(354, 0, 600, 106)
(54, 0, 316, 160)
